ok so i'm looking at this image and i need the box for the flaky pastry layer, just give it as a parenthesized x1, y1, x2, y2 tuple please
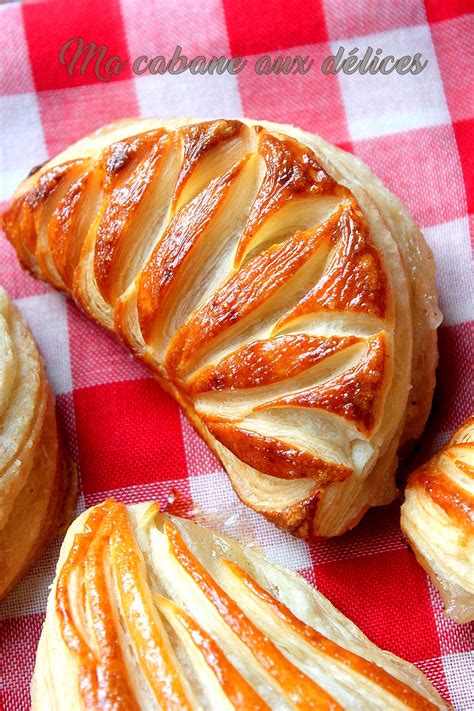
(32, 499, 449, 710)
(1, 118, 441, 538)
(401, 417, 474, 623)
(0, 286, 76, 598)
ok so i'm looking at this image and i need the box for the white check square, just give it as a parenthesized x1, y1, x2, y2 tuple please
(334, 24, 450, 140)
(423, 217, 474, 326)
(16, 291, 72, 395)
(443, 652, 474, 711)
(134, 70, 243, 121)
(0, 92, 47, 201)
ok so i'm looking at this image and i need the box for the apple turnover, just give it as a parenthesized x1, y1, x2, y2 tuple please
(0, 287, 75, 598)
(32, 498, 448, 710)
(401, 417, 474, 623)
(1, 118, 441, 538)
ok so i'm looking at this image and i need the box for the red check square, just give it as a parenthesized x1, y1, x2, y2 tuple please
(315, 548, 441, 662)
(223, 0, 328, 55)
(453, 118, 474, 215)
(74, 379, 188, 494)
(423, 0, 473, 23)
(22, 0, 132, 91)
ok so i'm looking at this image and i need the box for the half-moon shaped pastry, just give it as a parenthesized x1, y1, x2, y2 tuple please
(0, 286, 75, 598)
(1, 118, 441, 539)
(401, 417, 474, 623)
(32, 498, 448, 710)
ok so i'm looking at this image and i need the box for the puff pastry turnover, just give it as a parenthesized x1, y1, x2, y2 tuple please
(401, 417, 474, 623)
(2, 118, 441, 539)
(0, 286, 75, 598)
(32, 498, 448, 710)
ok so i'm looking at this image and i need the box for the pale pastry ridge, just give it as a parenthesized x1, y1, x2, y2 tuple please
(401, 416, 474, 623)
(31, 498, 449, 710)
(0, 286, 76, 599)
(1, 117, 442, 539)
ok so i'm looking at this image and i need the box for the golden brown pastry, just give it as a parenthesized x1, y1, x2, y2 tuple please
(0, 286, 75, 598)
(1, 118, 441, 539)
(32, 498, 448, 710)
(401, 417, 474, 623)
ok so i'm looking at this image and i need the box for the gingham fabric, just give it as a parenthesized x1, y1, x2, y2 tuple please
(0, 0, 473, 708)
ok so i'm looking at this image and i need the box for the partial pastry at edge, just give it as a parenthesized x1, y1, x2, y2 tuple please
(401, 417, 474, 623)
(32, 498, 448, 710)
(0, 286, 76, 599)
(1, 117, 441, 539)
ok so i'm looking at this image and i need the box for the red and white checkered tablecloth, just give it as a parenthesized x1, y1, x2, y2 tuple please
(0, 0, 473, 708)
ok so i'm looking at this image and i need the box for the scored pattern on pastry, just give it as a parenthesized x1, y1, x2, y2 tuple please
(34, 499, 446, 710)
(0, 287, 74, 598)
(2, 117, 437, 538)
(401, 417, 474, 623)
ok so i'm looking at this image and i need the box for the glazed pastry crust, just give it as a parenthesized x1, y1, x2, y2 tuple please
(0, 287, 76, 598)
(31, 499, 449, 710)
(1, 117, 441, 539)
(401, 417, 474, 623)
